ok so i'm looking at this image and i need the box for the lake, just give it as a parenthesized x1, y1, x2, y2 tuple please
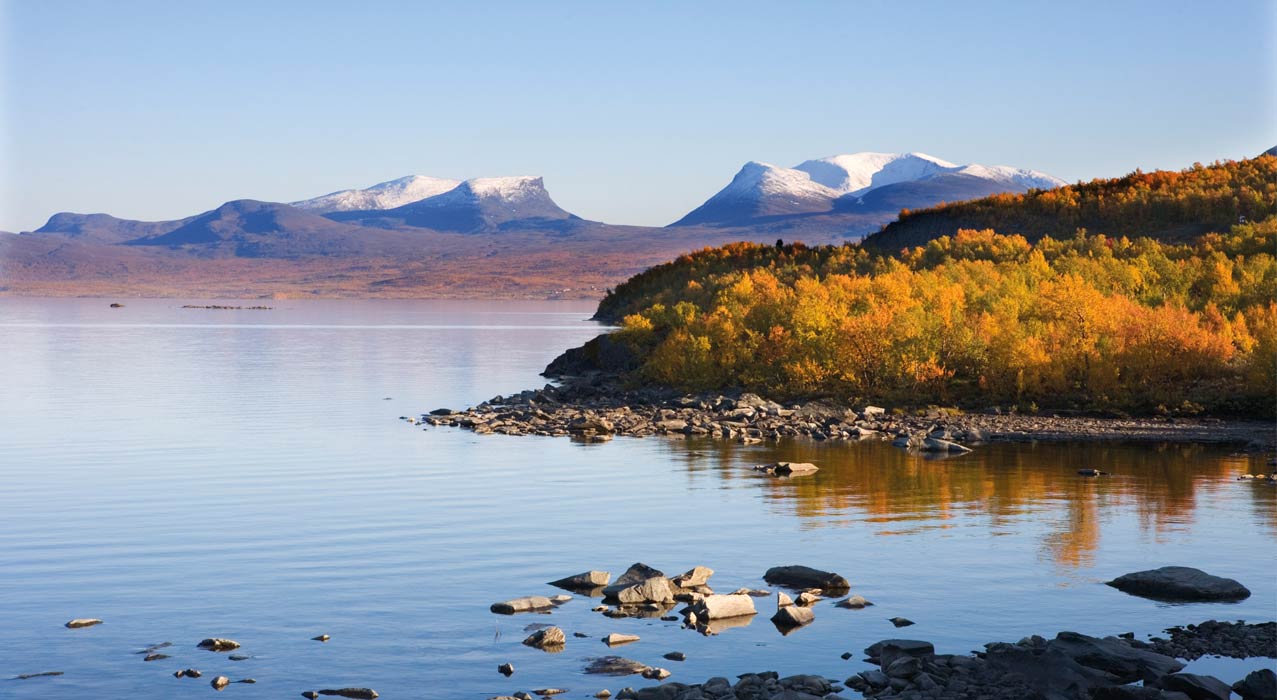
(1, 298, 1273, 699)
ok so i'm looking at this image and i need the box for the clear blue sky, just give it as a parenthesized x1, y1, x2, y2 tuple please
(2, 0, 1274, 232)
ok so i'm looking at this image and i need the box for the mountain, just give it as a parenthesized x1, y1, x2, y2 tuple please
(33, 212, 193, 243)
(329, 176, 582, 233)
(864, 153, 1276, 250)
(124, 200, 414, 258)
(673, 152, 1066, 229)
(292, 175, 462, 213)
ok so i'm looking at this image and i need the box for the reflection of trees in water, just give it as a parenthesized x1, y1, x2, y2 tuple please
(662, 438, 1275, 570)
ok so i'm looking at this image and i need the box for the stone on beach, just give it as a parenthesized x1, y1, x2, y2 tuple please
(64, 618, 103, 629)
(763, 565, 850, 592)
(491, 596, 558, 614)
(1106, 567, 1251, 601)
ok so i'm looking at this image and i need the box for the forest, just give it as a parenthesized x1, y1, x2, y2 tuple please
(589, 155, 1277, 416)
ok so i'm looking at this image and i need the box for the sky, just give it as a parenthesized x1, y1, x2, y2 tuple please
(1, 0, 1274, 232)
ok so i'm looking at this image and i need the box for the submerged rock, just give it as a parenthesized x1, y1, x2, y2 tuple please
(583, 656, 649, 676)
(13, 672, 64, 680)
(64, 618, 103, 629)
(1106, 567, 1251, 601)
(197, 638, 241, 652)
(763, 565, 850, 592)
(318, 689, 379, 699)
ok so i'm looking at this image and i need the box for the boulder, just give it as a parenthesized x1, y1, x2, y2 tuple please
(671, 566, 713, 588)
(1233, 669, 1276, 700)
(549, 571, 611, 590)
(770, 605, 814, 629)
(1106, 567, 1251, 601)
(491, 596, 557, 614)
(211, 676, 230, 690)
(197, 638, 241, 652)
(774, 462, 819, 475)
(1048, 631, 1184, 683)
(522, 627, 566, 651)
(64, 618, 103, 629)
(568, 415, 614, 434)
(1159, 673, 1233, 700)
(602, 563, 665, 596)
(498, 662, 514, 676)
(603, 633, 640, 646)
(921, 437, 972, 453)
(776, 592, 794, 608)
(318, 690, 380, 700)
(612, 577, 675, 604)
(835, 595, 871, 608)
(583, 656, 649, 676)
(685, 594, 756, 620)
(764, 565, 850, 592)
(864, 639, 935, 662)
(641, 667, 671, 680)
(889, 617, 914, 627)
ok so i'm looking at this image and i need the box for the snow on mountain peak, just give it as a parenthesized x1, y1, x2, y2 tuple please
(720, 161, 837, 200)
(293, 175, 462, 213)
(461, 176, 547, 201)
(795, 152, 957, 195)
(954, 164, 1066, 190)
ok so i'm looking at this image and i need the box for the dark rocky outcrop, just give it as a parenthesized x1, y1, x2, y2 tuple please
(1106, 567, 1251, 602)
(763, 565, 850, 592)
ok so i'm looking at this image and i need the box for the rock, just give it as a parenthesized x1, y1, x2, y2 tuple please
(1106, 566, 1251, 601)
(795, 590, 821, 606)
(312, 634, 330, 642)
(595, 692, 612, 699)
(569, 415, 614, 434)
(773, 462, 819, 475)
(776, 592, 794, 608)
(197, 638, 241, 652)
(864, 639, 935, 662)
(109, 302, 124, 308)
(522, 626, 566, 650)
(176, 668, 202, 678)
(1159, 673, 1233, 700)
(889, 617, 915, 627)
(491, 596, 558, 614)
(611, 576, 675, 604)
(1079, 468, 1107, 476)
(1234, 669, 1276, 700)
(602, 563, 665, 596)
(663, 652, 685, 661)
(835, 595, 871, 608)
(584, 656, 649, 676)
(211, 676, 230, 690)
(763, 565, 850, 592)
(13, 672, 63, 680)
(671, 566, 714, 588)
(603, 633, 640, 646)
(921, 437, 972, 453)
(64, 618, 103, 628)
(237, 679, 256, 684)
(498, 662, 514, 676)
(686, 593, 757, 620)
(550, 570, 611, 590)
(318, 689, 380, 700)
(228, 654, 250, 661)
(862, 406, 886, 417)
(303, 693, 320, 700)
(641, 667, 671, 680)
(143, 653, 170, 661)
(532, 689, 567, 696)
(1047, 631, 1184, 683)
(770, 605, 814, 629)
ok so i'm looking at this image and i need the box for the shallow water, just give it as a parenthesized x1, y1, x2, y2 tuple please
(1, 298, 1273, 699)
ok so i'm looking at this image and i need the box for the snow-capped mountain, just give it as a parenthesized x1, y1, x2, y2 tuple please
(292, 175, 462, 213)
(329, 176, 581, 233)
(674, 151, 1066, 227)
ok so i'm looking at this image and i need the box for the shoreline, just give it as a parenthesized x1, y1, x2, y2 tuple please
(418, 379, 1277, 452)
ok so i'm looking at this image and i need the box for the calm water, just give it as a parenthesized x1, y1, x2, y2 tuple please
(1, 298, 1273, 699)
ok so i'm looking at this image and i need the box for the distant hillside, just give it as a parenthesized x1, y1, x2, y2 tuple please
(865, 154, 1276, 251)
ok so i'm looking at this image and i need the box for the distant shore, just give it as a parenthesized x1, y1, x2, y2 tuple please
(420, 378, 1277, 452)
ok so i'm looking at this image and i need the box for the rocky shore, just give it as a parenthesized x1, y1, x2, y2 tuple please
(416, 379, 1277, 452)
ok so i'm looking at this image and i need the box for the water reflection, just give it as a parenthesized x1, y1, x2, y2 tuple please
(666, 438, 1275, 571)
